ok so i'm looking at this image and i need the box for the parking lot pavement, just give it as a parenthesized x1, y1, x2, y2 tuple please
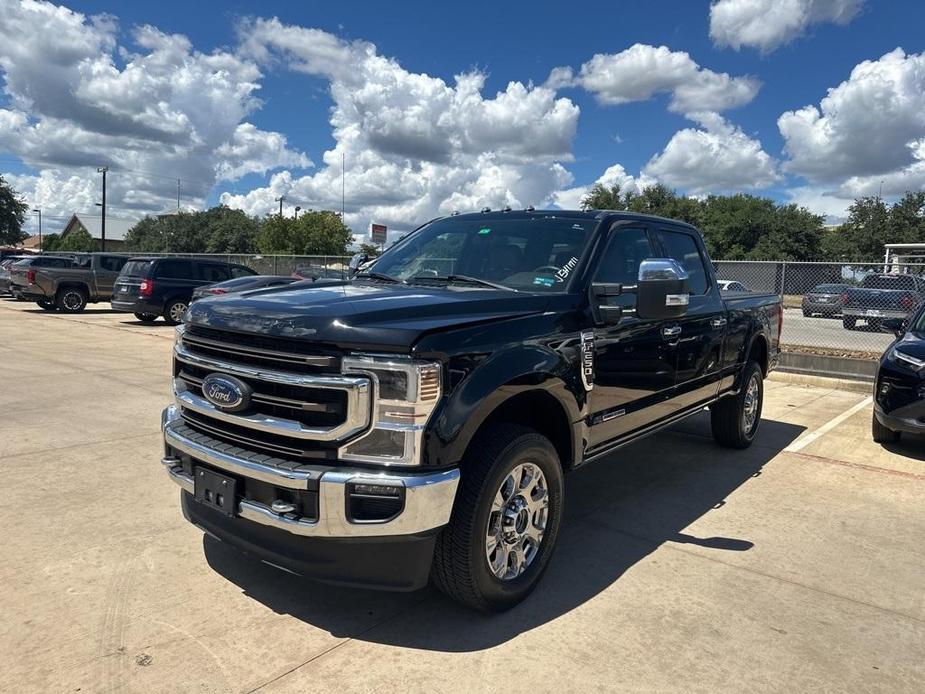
(781, 307, 893, 352)
(2, 298, 923, 694)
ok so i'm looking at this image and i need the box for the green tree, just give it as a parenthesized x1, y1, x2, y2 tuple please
(56, 227, 97, 252)
(820, 196, 890, 262)
(580, 182, 630, 211)
(0, 175, 29, 246)
(257, 211, 353, 255)
(40, 233, 62, 251)
(124, 206, 261, 253)
(358, 242, 381, 258)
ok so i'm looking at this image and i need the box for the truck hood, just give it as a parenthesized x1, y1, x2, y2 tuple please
(185, 280, 550, 351)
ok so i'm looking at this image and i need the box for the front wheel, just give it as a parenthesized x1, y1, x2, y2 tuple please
(163, 299, 188, 325)
(843, 316, 856, 330)
(871, 412, 900, 444)
(431, 424, 564, 612)
(711, 361, 763, 449)
(36, 300, 56, 311)
(134, 312, 158, 323)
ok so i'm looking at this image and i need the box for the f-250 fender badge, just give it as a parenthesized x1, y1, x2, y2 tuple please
(580, 330, 594, 391)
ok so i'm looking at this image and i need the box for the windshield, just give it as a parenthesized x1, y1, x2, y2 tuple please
(862, 274, 917, 290)
(367, 216, 597, 291)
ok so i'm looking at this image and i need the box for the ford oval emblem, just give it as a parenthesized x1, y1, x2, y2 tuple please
(202, 373, 251, 412)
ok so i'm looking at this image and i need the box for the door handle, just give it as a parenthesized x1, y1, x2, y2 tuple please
(661, 325, 681, 339)
(710, 317, 727, 329)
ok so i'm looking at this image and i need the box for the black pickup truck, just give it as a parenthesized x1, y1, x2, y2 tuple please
(160, 210, 781, 611)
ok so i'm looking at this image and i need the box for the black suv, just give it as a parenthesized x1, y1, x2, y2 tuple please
(111, 257, 256, 324)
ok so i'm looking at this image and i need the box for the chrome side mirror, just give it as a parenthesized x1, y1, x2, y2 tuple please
(637, 258, 690, 320)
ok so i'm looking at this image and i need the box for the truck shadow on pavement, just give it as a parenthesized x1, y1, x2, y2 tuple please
(203, 413, 804, 652)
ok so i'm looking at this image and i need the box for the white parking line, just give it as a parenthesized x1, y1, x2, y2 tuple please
(784, 395, 874, 453)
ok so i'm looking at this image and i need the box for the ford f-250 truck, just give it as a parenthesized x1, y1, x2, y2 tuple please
(160, 210, 781, 612)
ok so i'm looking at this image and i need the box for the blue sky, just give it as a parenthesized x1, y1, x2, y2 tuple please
(1, 0, 924, 238)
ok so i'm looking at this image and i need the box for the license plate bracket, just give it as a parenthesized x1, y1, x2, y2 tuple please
(194, 466, 238, 516)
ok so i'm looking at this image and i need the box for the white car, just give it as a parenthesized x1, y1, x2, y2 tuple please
(718, 279, 749, 292)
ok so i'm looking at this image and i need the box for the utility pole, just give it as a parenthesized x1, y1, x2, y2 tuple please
(341, 152, 345, 220)
(177, 178, 181, 211)
(294, 206, 301, 220)
(275, 195, 285, 218)
(32, 208, 42, 251)
(97, 166, 108, 251)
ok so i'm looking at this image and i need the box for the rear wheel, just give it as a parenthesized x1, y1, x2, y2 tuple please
(802, 309, 811, 317)
(134, 312, 158, 323)
(711, 361, 763, 449)
(36, 300, 56, 311)
(431, 423, 564, 612)
(163, 299, 188, 325)
(843, 316, 856, 330)
(56, 287, 87, 313)
(871, 412, 900, 443)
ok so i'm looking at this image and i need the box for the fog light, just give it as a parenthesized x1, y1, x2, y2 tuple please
(347, 481, 405, 522)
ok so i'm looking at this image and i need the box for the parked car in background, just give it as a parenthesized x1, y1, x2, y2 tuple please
(192, 275, 297, 301)
(8, 255, 80, 307)
(1, 256, 34, 295)
(717, 279, 749, 292)
(842, 273, 925, 330)
(111, 257, 257, 324)
(0, 248, 36, 262)
(872, 307, 925, 443)
(11, 252, 132, 312)
(802, 283, 849, 318)
(292, 264, 347, 281)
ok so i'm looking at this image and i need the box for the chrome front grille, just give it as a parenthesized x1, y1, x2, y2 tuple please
(173, 326, 373, 457)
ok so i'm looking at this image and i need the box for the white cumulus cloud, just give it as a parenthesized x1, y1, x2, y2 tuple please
(778, 48, 925, 191)
(0, 1, 309, 219)
(644, 112, 780, 194)
(221, 17, 580, 234)
(553, 43, 760, 114)
(710, 0, 862, 53)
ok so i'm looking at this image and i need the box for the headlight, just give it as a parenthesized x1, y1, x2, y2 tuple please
(340, 355, 442, 465)
(888, 348, 925, 370)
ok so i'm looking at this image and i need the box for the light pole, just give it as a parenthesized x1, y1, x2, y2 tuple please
(97, 166, 108, 251)
(294, 206, 301, 220)
(275, 195, 285, 218)
(32, 208, 42, 251)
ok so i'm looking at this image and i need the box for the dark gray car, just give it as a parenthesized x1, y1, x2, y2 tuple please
(802, 283, 849, 317)
(191, 275, 297, 300)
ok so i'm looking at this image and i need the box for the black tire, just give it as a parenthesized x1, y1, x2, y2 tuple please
(871, 411, 900, 443)
(163, 299, 188, 325)
(802, 309, 811, 317)
(431, 423, 564, 612)
(134, 312, 158, 323)
(843, 316, 856, 330)
(36, 300, 56, 311)
(711, 361, 763, 449)
(56, 287, 87, 313)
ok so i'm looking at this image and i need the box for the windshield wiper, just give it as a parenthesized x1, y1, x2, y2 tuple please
(355, 271, 405, 284)
(409, 274, 516, 291)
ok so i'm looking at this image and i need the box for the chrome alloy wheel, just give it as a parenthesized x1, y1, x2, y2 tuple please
(743, 372, 761, 434)
(485, 462, 549, 581)
(169, 302, 188, 323)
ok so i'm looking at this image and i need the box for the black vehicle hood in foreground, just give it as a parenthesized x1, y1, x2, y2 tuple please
(185, 280, 551, 351)
(892, 330, 925, 361)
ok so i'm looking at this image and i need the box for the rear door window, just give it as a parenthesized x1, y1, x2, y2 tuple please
(99, 255, 129, 272)
(197, 263, 232, 282)
(120, 260, 152, 278)
(230, 264, 257, 278)
(657, 229, 709, 295)
(156, 259, 193, 280)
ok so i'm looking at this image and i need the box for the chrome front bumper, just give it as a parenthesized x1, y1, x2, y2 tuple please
(161, 406, 459, 538)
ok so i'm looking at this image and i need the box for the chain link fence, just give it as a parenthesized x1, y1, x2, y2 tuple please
(715, 260, 925, 355)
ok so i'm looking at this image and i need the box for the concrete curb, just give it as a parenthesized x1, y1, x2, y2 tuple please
(768, 370, 873, 394)
(777, 351, 878, 382)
